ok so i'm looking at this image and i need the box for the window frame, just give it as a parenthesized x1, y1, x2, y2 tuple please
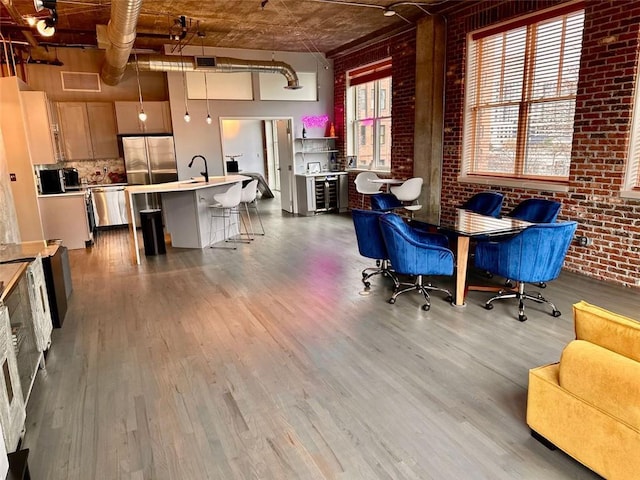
(460, 2, 585, 188)
(346, 59, 392, 172)
(623, 74, 640, 199)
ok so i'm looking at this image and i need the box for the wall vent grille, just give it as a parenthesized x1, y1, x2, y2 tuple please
(60, 72, 102, 92)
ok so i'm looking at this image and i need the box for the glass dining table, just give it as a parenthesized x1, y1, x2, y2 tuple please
(412, 210, 532, 307)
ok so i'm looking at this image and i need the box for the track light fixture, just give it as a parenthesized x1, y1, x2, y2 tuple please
(33, 0, 56, 12)
(33, 0, 57, 37)
(36, 12, 57, 37)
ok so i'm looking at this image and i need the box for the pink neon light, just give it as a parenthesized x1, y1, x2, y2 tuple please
(302, 115, 329, 128)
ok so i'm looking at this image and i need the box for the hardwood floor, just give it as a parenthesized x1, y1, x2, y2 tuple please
(22, 196, 637, 479)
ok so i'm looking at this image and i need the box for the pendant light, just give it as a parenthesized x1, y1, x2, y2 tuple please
(180, 47, 190, 122)
(201, 34, 212, 125)
(133, 52, 147, 122)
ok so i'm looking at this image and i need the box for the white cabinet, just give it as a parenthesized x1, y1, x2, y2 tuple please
(26, 256, 53, 353)
(295, 172, 348, 216)
(0, 304, 26, 452)
(38, 193, 92, 250)
(20, 91, 58, 165)
(57, 102, 119, 160)
(115, 101, 172, 134)
(294, 137, 338, 174)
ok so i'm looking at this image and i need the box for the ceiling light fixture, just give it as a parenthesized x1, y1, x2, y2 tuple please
(33, 0, 56, 12)
(33, 0, 57, 37)
(35, 13, 57, 37)
(383, 7, 396, 16)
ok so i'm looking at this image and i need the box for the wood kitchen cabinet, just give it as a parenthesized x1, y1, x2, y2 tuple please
(20, 91, 58, 165)
(57, 102, 119, 160)
(114, 101, 172, 134)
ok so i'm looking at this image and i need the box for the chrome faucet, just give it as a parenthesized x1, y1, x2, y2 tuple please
(189, 155, 209, 183)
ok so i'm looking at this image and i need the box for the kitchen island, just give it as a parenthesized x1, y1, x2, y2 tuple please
(125, 175, 250, 264)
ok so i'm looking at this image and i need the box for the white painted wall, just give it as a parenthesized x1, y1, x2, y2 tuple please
(220, 119, 264, 176)
(166, 46, 334, 180)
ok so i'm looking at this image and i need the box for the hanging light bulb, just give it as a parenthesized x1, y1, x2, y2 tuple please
(36, 17, 56, 37)
(180, 47, 190, 124)
(134, 52, 147, 123)
(201, 34, 213, 126)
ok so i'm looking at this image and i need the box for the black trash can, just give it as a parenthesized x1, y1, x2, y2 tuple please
(140, 209, 166, 256)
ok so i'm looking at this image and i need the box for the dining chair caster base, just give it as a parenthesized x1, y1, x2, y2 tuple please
(483, 283, 562, 322)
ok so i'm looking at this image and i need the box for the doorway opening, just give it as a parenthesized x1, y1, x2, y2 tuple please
(220, 117, 295, 213)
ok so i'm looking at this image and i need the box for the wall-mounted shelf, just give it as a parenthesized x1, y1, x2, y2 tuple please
(294, 137, 338, 174)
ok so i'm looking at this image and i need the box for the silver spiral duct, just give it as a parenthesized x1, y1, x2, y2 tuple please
(133, 54, 302, 90)
(101, 0, 143, 86)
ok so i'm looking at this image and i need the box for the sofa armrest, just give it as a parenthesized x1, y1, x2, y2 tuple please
(559, 340, 640, 429)
(573, 301, 640, 362)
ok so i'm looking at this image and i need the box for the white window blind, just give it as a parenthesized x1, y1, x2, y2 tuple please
(462, 5, 585, 181)
(625, 73, 640, 192)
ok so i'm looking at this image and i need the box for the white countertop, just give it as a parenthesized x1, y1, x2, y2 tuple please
(297, 171, 348, 177)
(38, 191, 87, 198)
(125, 175, 251, 194)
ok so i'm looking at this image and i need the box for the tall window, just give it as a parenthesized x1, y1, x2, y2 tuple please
(624, 76, 640, 197)
(462, 5, 585, 182)
(347, 59, 392, 171)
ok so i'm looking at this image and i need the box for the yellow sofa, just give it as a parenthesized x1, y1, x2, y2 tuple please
(527, 301, 640, 480)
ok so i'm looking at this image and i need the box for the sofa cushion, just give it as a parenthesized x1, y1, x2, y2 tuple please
(558, 340, 640, 429)
(573, 301, 640, 362)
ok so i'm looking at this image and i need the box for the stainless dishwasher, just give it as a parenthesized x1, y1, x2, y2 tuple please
(92, 186, 127, 226)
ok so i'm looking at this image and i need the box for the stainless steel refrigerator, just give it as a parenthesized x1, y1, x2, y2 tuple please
(122, 135, 177, 219)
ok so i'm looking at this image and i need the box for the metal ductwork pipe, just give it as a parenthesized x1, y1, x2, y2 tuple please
(101, 0, 143, 86)
(133, 54, 302, 90)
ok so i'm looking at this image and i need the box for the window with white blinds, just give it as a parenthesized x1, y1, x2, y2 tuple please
(624, 79, 640, 194)
(462, 5, 585, 182)
(346, 59, 392, 172)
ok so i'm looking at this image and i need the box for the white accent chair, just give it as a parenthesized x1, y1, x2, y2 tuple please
(390, 177, 423, 218)
(354, 171, 382, 208)
(208, 182, 246, 249)
(240, 179, 265, 239)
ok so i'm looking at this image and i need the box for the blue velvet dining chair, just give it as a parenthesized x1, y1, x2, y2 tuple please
(379, 213, 454, 311)
(474, 221, 578, 322)
(370, 193, 402, 212)
(352, 209, 398, 290)
(507, 198, 561, 223)
(460, 191, 504, 218)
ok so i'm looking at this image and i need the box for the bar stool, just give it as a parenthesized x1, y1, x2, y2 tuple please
(208, 182, 247, 249)
(390, 177, 423, 218)
(354, 171, 382, 208)
(240, 179, 265, 239)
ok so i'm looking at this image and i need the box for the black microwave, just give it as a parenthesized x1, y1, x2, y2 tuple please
(39, 169, 65, 194)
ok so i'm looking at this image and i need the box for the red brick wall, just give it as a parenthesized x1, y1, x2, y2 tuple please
(333, 31, 416, 209)
(334, 0, 640, 287)
(442, 0, 640, 288)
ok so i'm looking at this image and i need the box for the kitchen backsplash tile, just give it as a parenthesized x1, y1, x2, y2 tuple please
(64, 158, 127, 185)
